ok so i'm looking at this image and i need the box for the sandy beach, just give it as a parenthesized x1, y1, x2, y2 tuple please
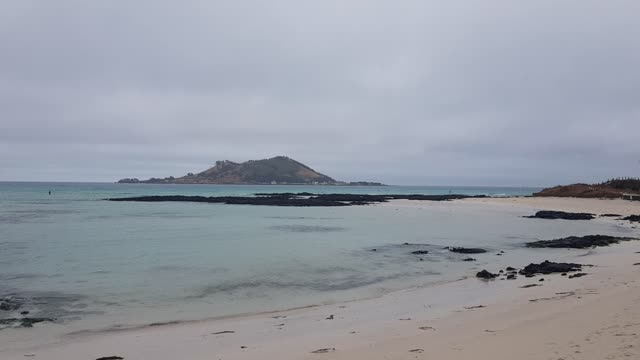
(1, 197, 639, 360)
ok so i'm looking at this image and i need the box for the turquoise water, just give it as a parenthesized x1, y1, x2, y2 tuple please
(1, 182, 632, 334)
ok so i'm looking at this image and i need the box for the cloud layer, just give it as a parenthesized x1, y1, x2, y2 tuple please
(2, 1, 639, 185)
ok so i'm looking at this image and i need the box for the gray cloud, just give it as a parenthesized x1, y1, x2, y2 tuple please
(1, 0, 639, 185)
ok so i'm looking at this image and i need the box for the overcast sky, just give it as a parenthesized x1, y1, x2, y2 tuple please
(1, 1, 639, 186)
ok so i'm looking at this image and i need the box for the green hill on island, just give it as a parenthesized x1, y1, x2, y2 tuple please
(117, 156, 384, 186)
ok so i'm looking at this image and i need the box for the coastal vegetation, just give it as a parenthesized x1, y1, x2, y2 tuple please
(534, 177, 640, 198)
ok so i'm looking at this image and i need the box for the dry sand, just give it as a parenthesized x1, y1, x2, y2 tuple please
(1, 197, 639, 360)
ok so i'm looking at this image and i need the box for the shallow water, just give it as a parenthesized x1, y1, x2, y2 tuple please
(1, 182, 631, 334)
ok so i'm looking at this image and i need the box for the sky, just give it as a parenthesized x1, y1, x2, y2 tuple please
(1, 1, 639, 186)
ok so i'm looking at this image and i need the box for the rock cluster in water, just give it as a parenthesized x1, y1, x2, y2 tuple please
(519, 261, 582, 276)
(621, 215, 640, 222)
(0, 317, 55, 328)
(448, 247, 488, 254)
(476, 270, 499, 279)
(106, 193, 487, 207)
(0, 297, 23, 311)
(525, 210, 595, 220)
(526, 235, 636, 249)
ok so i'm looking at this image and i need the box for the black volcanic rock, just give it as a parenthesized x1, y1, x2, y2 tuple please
(0, 317, 55, 328)
(621, 215, 640, 222)
(476, 270, 498, 279)
(106, 193, 486, 207)
(0, 297, 23, 311)
(519, 261, 582, 276)
(526, 235, 636, 249)
(568, 273, 587, 279)
(411, 250, 429, 255)
(448, 247, 488, 254)
(526, 210, 595, 220)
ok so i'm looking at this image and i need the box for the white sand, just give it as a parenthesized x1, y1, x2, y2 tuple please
(2, 197, 639, 360)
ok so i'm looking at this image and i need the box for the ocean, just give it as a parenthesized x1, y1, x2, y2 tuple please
(0, 182, 631, 336)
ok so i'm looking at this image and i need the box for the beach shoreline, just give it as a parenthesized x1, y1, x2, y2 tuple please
(1, 197, 639, 360)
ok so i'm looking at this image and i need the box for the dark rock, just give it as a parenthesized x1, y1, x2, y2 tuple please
(568, 273, 588, 279)
(600, 213, 622, 217)
(476, 270, 498, 279)
(20, 311, 29, 315)
(520, 284, 539, 288)
(561, 273, 567, 276)
(0, 317, 55, 328)
(96, 357, 124, 360)
(449, 247, 487, 254)
(526, 235, 636, 249)
(506, 267, 517, 271)
(0, 297, 23, 311)
(506, 274, 517, 280)
(621, 215, 640, 222)
(411, 250, 429, 255)
(539, 278, 544, 282)
(462, 257, 476, 261)
(526, 210, 595, 220)
(519, 260, 582, 276)
(107, 193, 487, 207)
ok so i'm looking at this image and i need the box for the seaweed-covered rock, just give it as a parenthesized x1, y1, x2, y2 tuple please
(519, 261, 582, 276)
(526, 211, 594, 220)
(526, 235, 636, 249)
(448, 247, 487, 254)
(476, 270, 498, 279)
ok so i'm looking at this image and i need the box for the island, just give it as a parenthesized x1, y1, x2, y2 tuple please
(117, 156, 385, 186)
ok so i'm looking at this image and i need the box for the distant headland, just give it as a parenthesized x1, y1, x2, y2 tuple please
(533, 178, 640, 199)
(117, 156, 385, 186)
